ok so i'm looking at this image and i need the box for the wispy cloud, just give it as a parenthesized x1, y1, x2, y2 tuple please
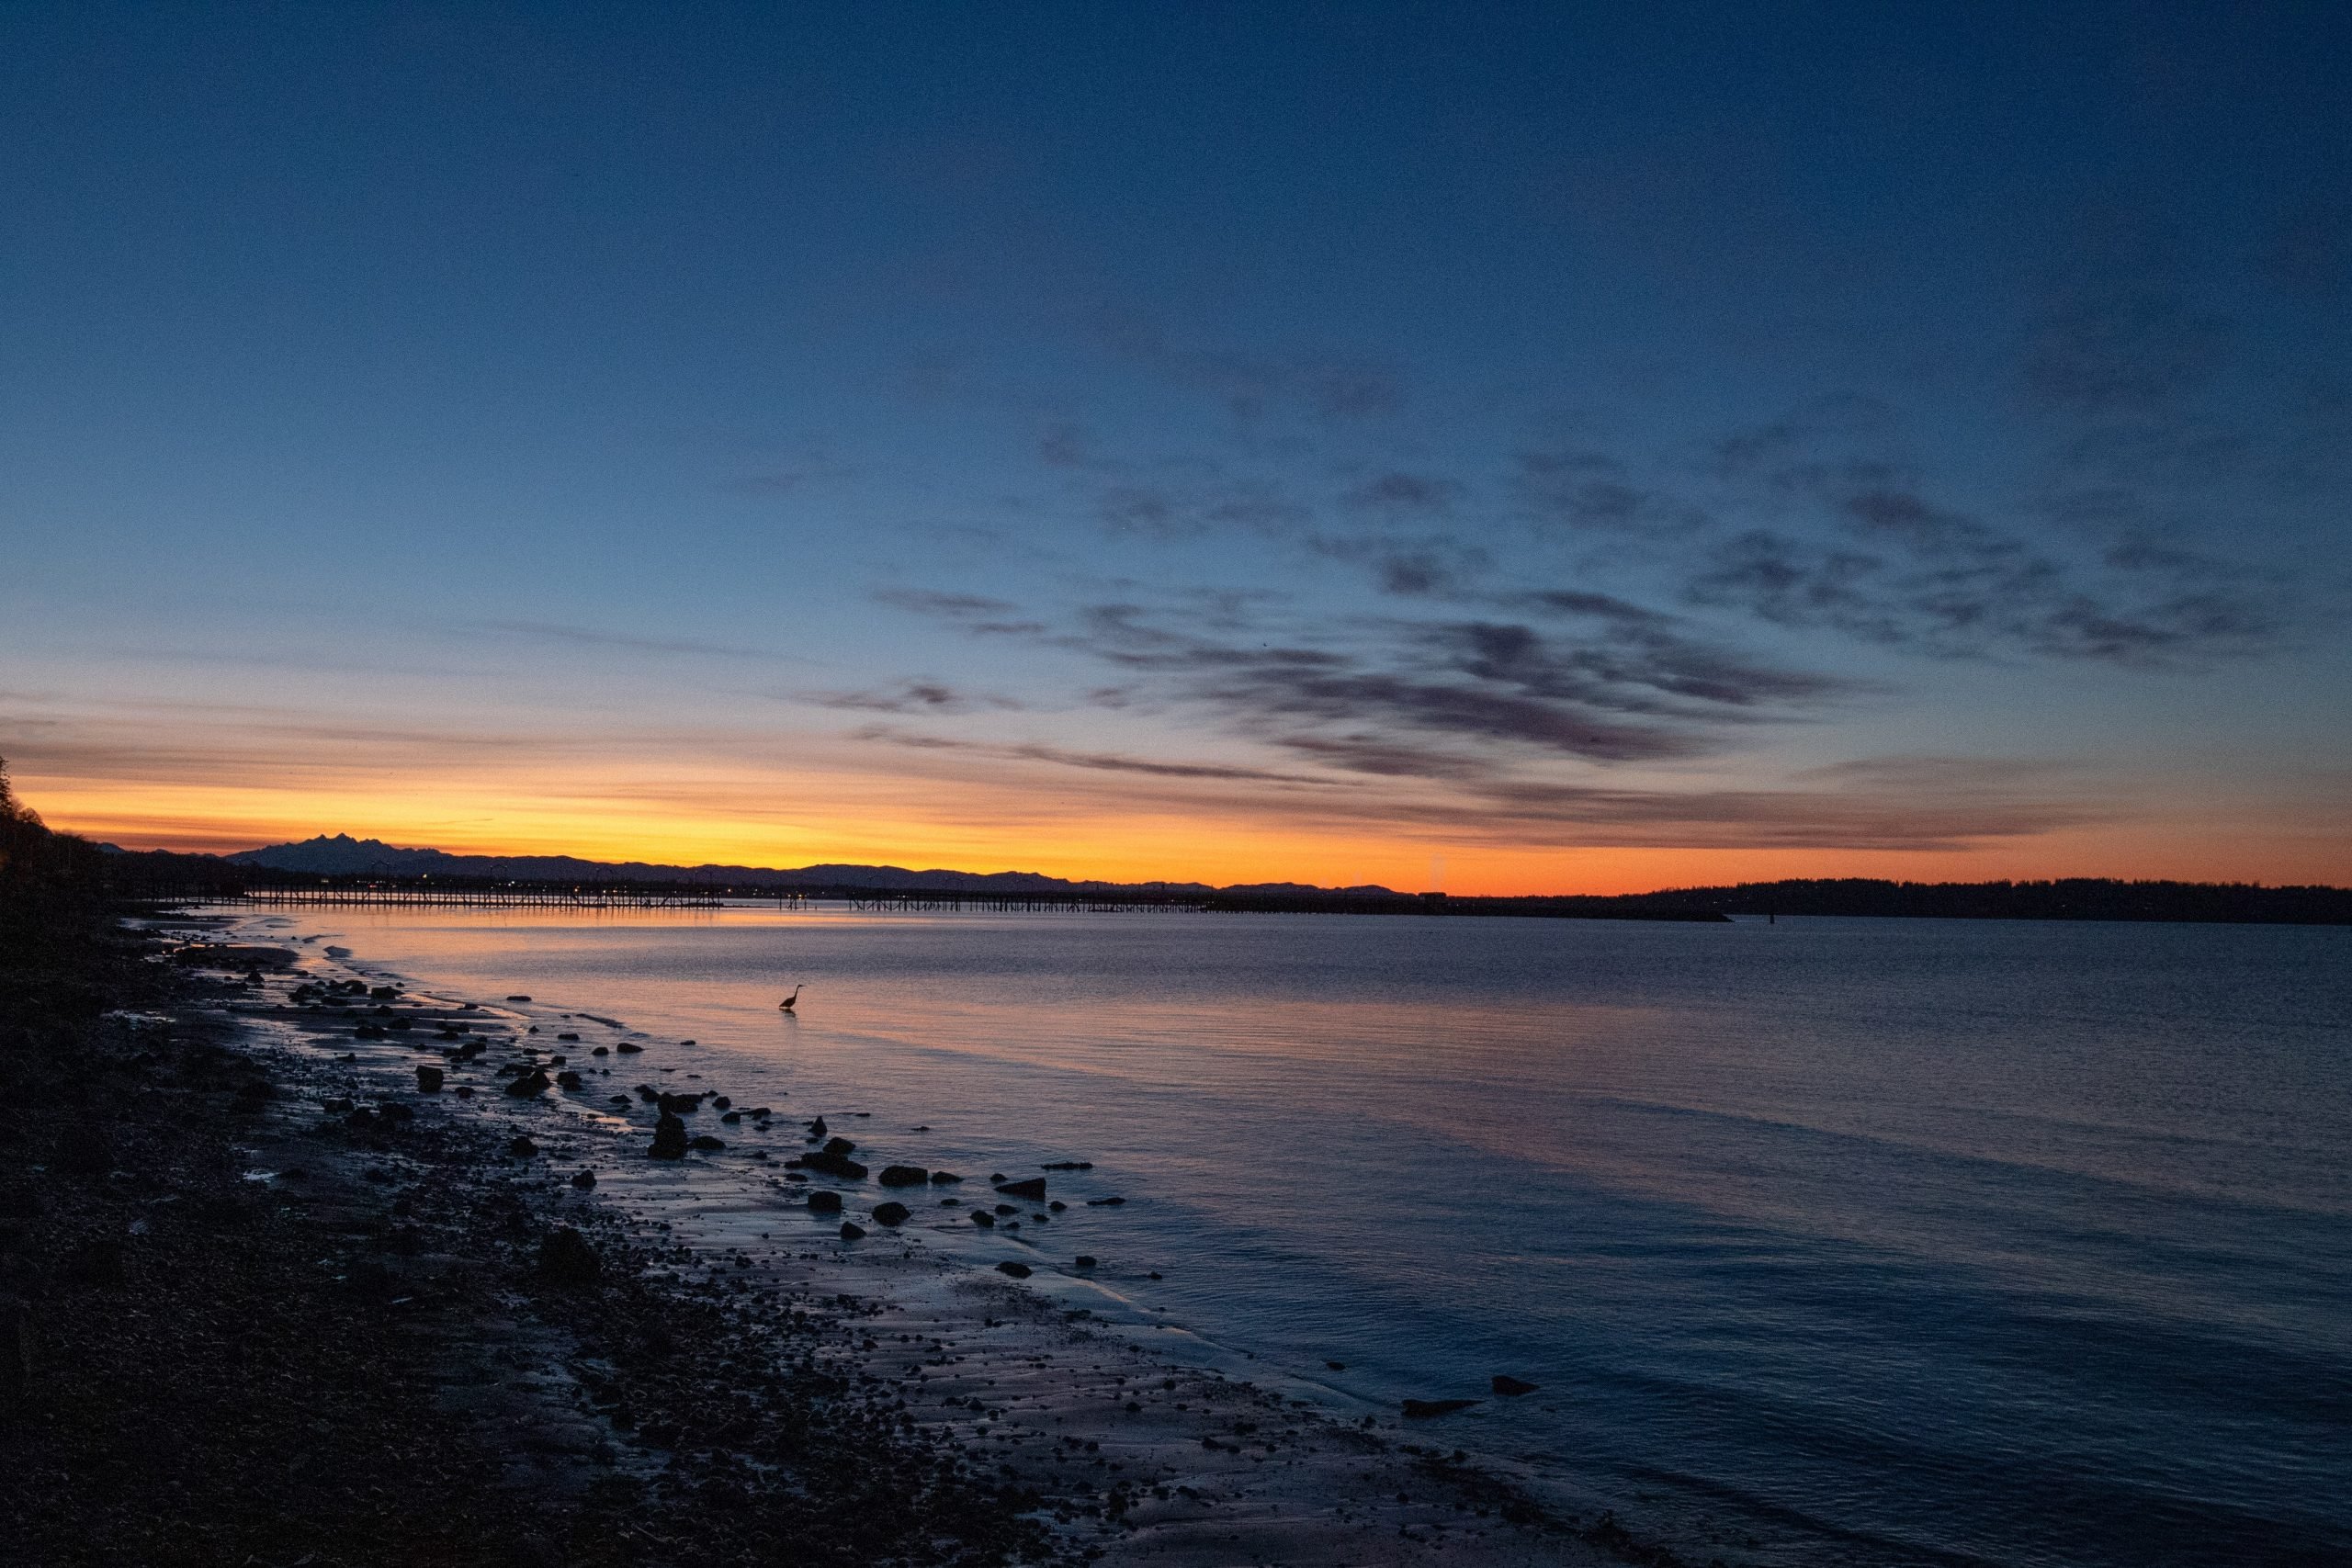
(804, 681, 1024, 715)
(470, 620, 808, 664)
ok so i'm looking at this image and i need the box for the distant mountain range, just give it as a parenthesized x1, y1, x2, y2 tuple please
(189, 832, 1403, 897)
(94, 833, 2352, 924)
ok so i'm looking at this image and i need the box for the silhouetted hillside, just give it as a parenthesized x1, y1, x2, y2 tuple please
(214, 833, 1230, 895)
(1611, 877, 2352, 926)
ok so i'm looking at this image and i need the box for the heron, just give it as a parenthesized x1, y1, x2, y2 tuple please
(778, 985, 803, 1011)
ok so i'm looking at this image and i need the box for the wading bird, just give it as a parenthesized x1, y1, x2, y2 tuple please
(778, 985, 803, 1011)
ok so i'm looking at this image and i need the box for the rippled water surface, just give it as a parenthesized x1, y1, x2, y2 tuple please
(284, 906, 2351, 1565)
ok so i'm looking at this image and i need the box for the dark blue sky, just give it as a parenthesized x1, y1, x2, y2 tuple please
(5, 3, 2346, 887)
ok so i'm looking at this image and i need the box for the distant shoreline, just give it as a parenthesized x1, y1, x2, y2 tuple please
(96, 843, 2352, 927)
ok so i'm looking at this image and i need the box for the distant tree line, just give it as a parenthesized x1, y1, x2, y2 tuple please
(0, 756, 110, 949)
(1604, 877, 2352, 926)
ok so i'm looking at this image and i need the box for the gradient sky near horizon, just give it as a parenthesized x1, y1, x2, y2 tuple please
(4, 3, 2349, 893)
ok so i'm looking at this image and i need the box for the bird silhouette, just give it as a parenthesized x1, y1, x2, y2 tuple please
(778, 984, 803, 1011)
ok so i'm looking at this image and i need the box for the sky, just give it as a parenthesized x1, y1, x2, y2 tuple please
(3, 2, 2348, 894)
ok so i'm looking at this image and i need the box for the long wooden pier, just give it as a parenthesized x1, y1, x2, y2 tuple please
(233, 883, 726, 910)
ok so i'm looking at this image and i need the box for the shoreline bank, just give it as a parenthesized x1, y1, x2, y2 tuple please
(3, 907, 1642, 1566)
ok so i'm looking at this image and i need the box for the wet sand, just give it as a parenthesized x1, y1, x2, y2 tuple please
(116, 912, 1643, 1566)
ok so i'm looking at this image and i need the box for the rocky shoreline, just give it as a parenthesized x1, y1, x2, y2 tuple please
(0, 908, 1661, 1567)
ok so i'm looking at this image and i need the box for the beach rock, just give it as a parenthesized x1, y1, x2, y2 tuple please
(688, 1134, 726, 1152)
(636, 1085, 661, 1102)
(591, 1045, 608, 1056)
(878, 1165, 929, 1188)
(993, 1203, 1017, 1215)
(504, 1069, 550, 1099)
(994, 1177, 1047, 1201)
(658, 1091, 705, 1115)
(806, 1116, 827, 1138)
(873, 1201, 910, 1226)
(556, 1071, 583, 1091)
(806, 1190, 843, 1214)
(414, 1065, 443, 1093)
(616, 1042, 642, 1054)
(377, 1102, 413, 1125)
(800, 1149, 866, 1180)
(1086, 1196, 1125, 1207)
(537, 1226, 601, 1286)
(1491, 1374, 1540, 1396)
(1401, 1398, 1479, 1419)
(506, 994, 532, 1001)
(821, 1135, 856, 1156)
(720, 1111, 741, 1124)
(1043, 1161, 1094, 1170)
(1047, 1200, 1066, 1212)
(508, 1134, 539, 1156)
(712, 1096, 729, 1110)
(608, 1095, 630, 1107)
(1074, 1255, 1097, 1268)
(571, 1170, 596, 1190)
(995, 1261, 1032, 1279)
(555, 1032, 580, 1042)
(929, 1170, 964, 1185)
(649, 1114, 688, 1159)
(970, 1212, 995, 1228)
(839, 1221, 866, 1240)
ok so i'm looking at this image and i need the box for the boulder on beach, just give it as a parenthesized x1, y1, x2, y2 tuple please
(799, 1148, 866, 1180)
(839, 1221, 866, 1240)
(556, 1071, 583, 1091)
(878, 1165, 929, 1188)
(508, 1134, 539, 1157)
(996, 1261, 1032, 1279)
(537, 1225, 601, 1286)
(1085, 1195, 1125, 1207)
(591, 1045, 609, 1056)
(873, 1201, 910, 1226)
(616, 1042, 643, 1054)
(571, 1170, 596, 1190)
(506, 994, 532, 1002)
(820, 1135, 856, 1157)
(688, 1134, 726, 1152)
(993, 1177, 1046, 1201)
(649, 1113, 688, 1159)
(970, 1211, 995, 1228)
(504, 1069, 550, 1099)
(929, 1170, 964, 1185)
(1074, 1255, 1097, 1268)
(414, 1066, 443, 1093)
(1401, 1398, 1480, 1419)
(806, 1190, 843, 1213)
(555, 1032, 580, 1042)
(1491, 1374, 1540, 1396)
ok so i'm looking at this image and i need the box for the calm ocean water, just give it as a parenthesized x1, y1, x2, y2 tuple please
(283, 906, 2350, 1566)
